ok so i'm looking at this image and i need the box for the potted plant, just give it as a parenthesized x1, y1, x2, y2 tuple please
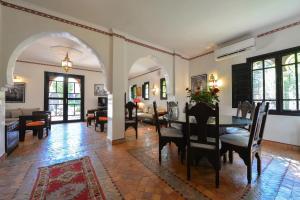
(186, 87, 220, 107)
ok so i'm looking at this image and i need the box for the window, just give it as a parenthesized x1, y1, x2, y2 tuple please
(248, 46, 300, 115)
(252, 58, 276, 110)
(131, 85, 137, 99)
(282, 52, 300, 111)
(160, 78, 167, 100)
(143, 81, 149, 100)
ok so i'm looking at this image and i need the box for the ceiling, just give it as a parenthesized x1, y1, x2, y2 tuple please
(22, 0, 300, 57)
(18, 34, 102, 71)
(128, 55, 162, 79)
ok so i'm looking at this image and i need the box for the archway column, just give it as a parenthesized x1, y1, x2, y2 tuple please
(107, 34, 126, 142)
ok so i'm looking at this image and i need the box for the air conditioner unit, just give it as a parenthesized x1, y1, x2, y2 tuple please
(214, 38, 255, 61)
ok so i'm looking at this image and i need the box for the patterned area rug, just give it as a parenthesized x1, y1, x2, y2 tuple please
(30, 156, 106, 200)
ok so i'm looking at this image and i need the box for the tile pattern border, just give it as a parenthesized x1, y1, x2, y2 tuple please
(128, 147, 210, 200)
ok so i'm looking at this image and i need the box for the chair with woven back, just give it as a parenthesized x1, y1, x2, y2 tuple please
(125, 101, 138, 139)
(185, 102, 221, 188)
(220, 102, 269, 184)
(153, 101, 185, 164)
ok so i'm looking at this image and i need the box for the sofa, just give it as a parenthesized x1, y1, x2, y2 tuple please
(137, 103, 167, 123)
(5, 108, 40, 123)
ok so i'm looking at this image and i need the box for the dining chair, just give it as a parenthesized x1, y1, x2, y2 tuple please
(220, 102, 269, 184)
(125, 102, 138, 139)
(153, 101, 185, 164)
(224, 101, 255, 162)
(186, 102, 221, 188)
(226, 101, 255, 135)
(166, 101, 180, 129)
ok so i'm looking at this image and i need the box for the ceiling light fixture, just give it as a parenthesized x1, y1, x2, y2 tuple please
(61, 52, 72, 72)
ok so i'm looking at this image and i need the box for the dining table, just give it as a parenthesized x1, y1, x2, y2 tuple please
(161, 113, 252, 139)
(163, 114, 252, 128)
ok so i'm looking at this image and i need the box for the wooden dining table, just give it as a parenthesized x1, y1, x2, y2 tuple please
(163, 114, 252, 127)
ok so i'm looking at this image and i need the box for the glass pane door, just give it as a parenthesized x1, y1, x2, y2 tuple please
(67, 77, 82, 121)
(45, 72, 84, 123)
(48, 75, 64, 122)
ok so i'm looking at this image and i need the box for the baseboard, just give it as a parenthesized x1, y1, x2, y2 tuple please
(262, 139, 300, 150)
(0, 153, 7, 162)
(111, 138, 126, 145)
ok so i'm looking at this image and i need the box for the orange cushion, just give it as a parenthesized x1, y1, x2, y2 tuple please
(87, 114, 95, 118)
(99, 117, 108, 121)
(26, 121, 45, 127)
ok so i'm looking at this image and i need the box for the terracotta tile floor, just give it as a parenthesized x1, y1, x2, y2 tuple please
(0, 122, 299, 200)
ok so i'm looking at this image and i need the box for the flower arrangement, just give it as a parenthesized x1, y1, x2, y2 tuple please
(186, 87, 220, 106)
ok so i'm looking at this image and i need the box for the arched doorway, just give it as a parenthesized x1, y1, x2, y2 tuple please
(5, 32, 108, 123)
(127, 55, 171, 103)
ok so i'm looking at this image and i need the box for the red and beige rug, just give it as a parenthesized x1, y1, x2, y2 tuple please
(30, 156, 106, 200)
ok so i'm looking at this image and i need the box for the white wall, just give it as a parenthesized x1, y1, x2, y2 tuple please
(190, 24, 300, 146)
(0, 4, 5, 157)
(128, 69, 168, 108)
(6, 62, 105, 116)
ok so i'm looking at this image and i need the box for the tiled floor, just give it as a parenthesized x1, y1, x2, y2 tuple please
(0, 122, 299, 200)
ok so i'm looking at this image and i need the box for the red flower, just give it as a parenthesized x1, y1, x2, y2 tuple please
(213, 88, 220, 93)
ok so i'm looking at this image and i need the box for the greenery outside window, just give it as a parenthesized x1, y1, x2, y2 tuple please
(131, 85, 137, 99)
(160, 78, 167, 100)
(248, 46, 300, 115)
(143, 81, 149, 100)
(252, 58, 276, 110)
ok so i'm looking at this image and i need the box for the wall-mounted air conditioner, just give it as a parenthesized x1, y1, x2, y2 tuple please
(214, 38, 255, 61)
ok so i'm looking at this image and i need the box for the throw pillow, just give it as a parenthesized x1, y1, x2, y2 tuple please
(22, 108, 40, 116)
(11, 109, 23, 118)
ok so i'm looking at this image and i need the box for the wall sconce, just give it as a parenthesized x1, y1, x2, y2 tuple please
(13, 75, 23, 83)
(152, 85, 159, 96)
(209, 74, 218, 88)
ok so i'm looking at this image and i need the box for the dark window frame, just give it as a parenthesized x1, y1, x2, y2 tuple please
(131, 84, 137, 99)
(247, 45, 300, 116)
(160, 78, 167, 100)
(143, 81, 150, 100)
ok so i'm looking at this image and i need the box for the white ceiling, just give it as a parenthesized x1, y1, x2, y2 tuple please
(128, 55, 162, 79)
(18, 34, 102, 70)
(22, 0, 300, 57)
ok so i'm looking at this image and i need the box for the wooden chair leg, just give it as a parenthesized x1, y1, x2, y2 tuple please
(247, 162, 252, 184)
(33, 129, 38, 136)
(223, 153, 227, 163)
(215, 170, 220, 188)
(135, 126, 138, 139)
(187, 151, 191, 180)
(159, 147, 162, 165)
(229, 150, 233, 163)
(38, 128, 43, 139)
(100, 123, 104, 132)
(256, 153, 261, 176)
